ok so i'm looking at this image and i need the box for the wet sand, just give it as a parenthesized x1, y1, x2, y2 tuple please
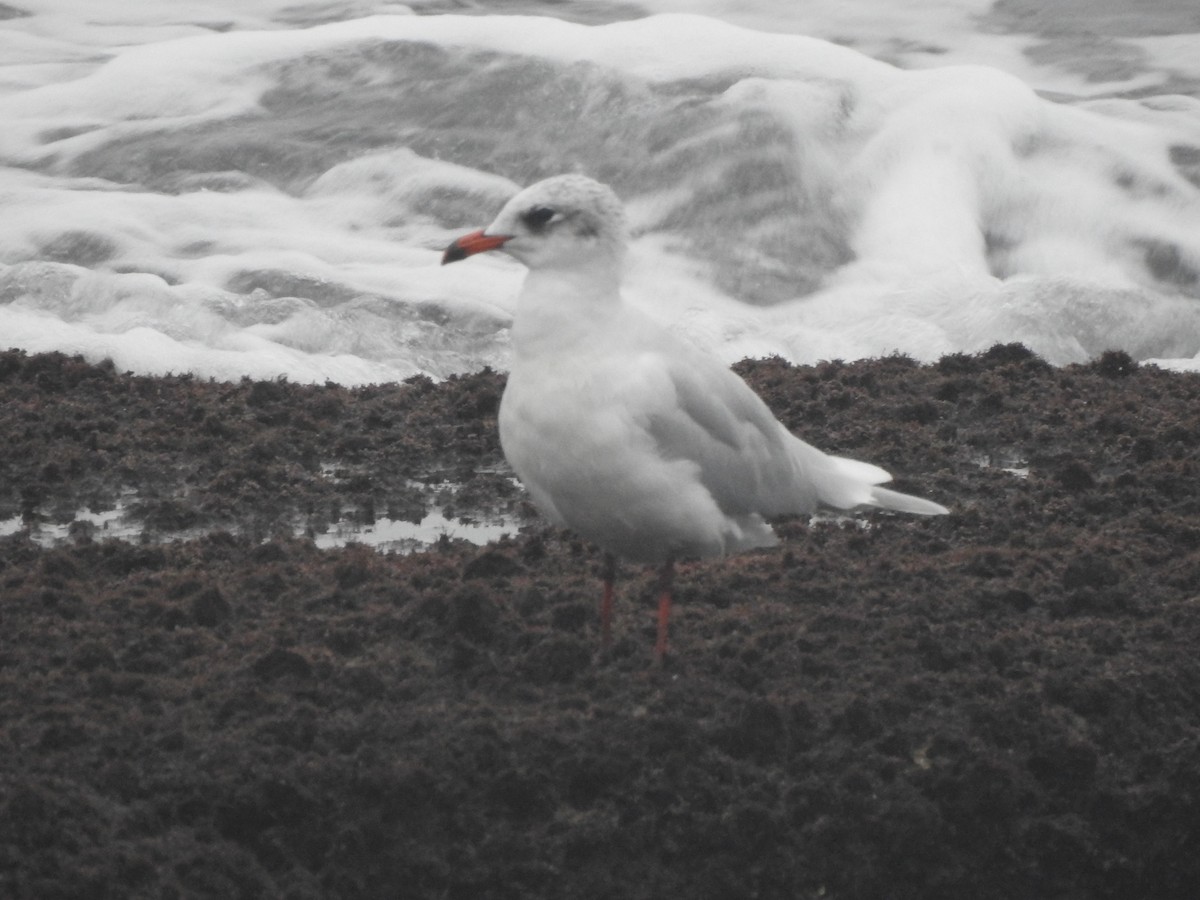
(3, 345, 1200, 898)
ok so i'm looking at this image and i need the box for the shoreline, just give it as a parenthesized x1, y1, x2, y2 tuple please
(4, 345, 1200, 898)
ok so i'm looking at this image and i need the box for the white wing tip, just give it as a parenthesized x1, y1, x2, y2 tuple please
(869, 486, 950, 516)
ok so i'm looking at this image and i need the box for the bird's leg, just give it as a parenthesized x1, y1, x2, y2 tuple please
(654, 556, 675, 664)
(600, 553, 616, 648)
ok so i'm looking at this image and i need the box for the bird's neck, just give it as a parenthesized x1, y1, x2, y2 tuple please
(511, 260, 624, 359)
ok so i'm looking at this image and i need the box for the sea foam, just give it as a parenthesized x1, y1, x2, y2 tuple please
(0, 6, 1198, 382)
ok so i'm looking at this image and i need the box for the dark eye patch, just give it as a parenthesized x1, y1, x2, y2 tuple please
(521, 205, 557, 230)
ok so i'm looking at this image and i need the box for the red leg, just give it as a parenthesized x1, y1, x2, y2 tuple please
(654, 557, 675, 663)
(600, 553, 616, 648)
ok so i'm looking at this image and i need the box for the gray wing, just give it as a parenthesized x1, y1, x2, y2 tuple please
(630, 345, 824, 517)
(643, 356, 947, 516)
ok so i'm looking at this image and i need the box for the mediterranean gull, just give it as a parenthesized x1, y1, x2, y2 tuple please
(443, 174, 948, 661)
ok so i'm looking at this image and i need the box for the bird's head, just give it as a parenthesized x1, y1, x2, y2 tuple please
(442, 174, 627, 271)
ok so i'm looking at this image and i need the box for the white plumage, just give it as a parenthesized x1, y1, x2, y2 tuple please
(444, 174, 947, 658)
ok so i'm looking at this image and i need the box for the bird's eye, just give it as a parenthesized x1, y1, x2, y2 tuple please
(522, 206, 557, 230)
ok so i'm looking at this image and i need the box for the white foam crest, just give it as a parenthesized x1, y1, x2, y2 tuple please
(640, 0, 1199, 97)
(1135, 34, 1200, 88)
(0, 254, 515, 383)
(305, 148, 520, 233)
(641, 0, 995, 51)
(0, 299, 405, 383)
(0, 7, 1198, 380)
(0, 12, 896, 164)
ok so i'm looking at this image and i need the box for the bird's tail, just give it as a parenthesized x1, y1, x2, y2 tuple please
(817, 454, 949, 516)
(868, 485, 949, 516)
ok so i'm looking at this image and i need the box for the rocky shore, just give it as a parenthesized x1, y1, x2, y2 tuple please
(2, 346, 1199, 899)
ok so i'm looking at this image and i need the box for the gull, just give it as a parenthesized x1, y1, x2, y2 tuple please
(443, 174, 948, 661)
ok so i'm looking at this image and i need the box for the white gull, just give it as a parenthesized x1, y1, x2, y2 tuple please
(443, 174, 948, 661)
